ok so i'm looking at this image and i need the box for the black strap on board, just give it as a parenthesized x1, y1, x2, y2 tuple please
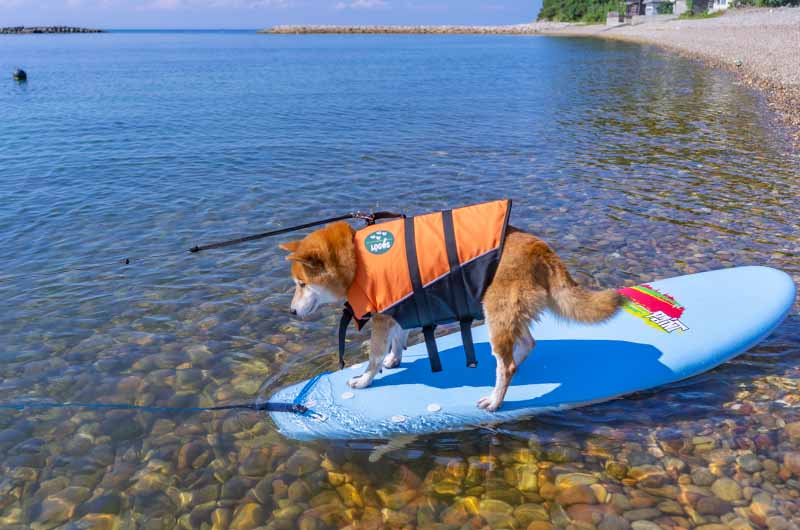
(442, 209, 478, 368)
(404, 216, 442, 372)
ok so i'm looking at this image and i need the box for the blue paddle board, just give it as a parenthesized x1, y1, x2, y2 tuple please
(269, 266, 795, 440)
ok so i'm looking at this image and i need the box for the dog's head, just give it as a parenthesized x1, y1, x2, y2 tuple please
(279, 221, 357, 318)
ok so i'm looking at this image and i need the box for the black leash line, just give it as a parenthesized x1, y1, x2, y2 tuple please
(0, 400, 307, 414)
(187, 211, 403, 254)
(1, 210, 404, 283)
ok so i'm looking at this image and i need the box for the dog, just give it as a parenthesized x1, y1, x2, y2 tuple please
(280, 221, 621, 411)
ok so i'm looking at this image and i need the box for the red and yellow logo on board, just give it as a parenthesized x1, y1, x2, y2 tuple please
(619, 284, 689, 333)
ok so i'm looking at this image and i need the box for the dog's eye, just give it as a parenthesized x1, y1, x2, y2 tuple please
(298, 282, 306, 288)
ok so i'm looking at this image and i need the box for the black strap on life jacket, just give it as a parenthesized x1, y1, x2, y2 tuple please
(338, 302, 370, 369)
(404, 216, 443, 372)
(441, 209, 479, 368)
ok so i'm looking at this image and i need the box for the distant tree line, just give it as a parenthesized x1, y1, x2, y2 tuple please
(537, 0, 797, 22)
(537, 0, 625, 22)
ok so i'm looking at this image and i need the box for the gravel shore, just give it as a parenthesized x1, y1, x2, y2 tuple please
(543, 8, 800, 145)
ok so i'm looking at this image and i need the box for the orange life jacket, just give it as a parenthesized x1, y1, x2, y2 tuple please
(339, 200, 511, 372)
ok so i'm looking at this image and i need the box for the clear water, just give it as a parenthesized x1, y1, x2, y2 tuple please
(1, 32, 798, 530)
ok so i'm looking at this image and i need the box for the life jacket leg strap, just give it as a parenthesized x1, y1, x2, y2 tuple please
(442, 209, 479, 369)
(423, 325, 442, 372)
(460, 319, 478, 368)
(338, 307, 353, 370)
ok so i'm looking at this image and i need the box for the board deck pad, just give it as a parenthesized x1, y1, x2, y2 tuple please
(269, 266, 795, 440)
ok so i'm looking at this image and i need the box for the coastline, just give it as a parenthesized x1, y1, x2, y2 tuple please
(261, 22, 572, 34)
(541, 8, 800, 146)
(262, 8, 800, 146)
(1, 26, 103, 34)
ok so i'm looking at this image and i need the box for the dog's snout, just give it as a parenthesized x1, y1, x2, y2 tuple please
(290, 308, 297, 316)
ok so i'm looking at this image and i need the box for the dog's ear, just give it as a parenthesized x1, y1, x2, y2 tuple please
(279, 240, 301, 253)
(286, 250, 323, 271)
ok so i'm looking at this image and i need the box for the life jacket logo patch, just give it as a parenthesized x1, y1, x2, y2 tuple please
(364, 230, 395, 255)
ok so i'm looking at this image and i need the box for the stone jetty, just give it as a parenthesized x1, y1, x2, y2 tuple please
(261, 22, 571, 34)
(1, 26, 104, 34)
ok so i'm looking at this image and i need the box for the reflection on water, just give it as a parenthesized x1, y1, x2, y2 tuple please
(0, 33, 798, 529)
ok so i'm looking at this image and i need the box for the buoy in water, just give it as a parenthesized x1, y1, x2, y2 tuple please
(13, 69, 27, 81)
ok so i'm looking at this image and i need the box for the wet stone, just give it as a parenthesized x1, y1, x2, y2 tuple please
(211, 508, 231, 530)
(72, 513, 119, 530)
(478, 498, 514, 527)
(737, 454, 762, 473)
(287, 479, 312, 502)
(336, 483, 364, 508)
(514, 503, 549, 525)
(623, 508, 661, 521)
(177, 441, 211, 470)
(631, 521, 662, 530)
(783, 452, 800, 475)
(556, 484, 597, 505)
(221, 477, 253, 500)
(599, 514, 631, 530)
(239, 448, 271, 477)
(696, 495, 732, 515)
(556, 473, 598, 489)
(229, 503, 264, 530)
(284, 448, 320, 477)
(692, 467, 717, 487)
(544, 445, 580, 463)
(75, 493, 122, 516)
(606, 461, 628, 480)
(567, 503, 617, 524)
(711, 477, 743, 501)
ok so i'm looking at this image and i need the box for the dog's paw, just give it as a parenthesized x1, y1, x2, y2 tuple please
(383, 352, 401, 369)
(347, 373, 374, 389)
(477, 395, 502, 412)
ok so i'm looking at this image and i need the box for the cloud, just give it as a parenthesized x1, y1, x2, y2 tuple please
(335, 0, 387, 9)
(137, 0, 291, 9)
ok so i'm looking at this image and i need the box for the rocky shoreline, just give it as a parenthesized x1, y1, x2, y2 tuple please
(262, 22, 572, 34)
(1, 26, 104, 34)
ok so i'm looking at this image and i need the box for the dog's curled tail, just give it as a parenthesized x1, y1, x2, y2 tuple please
(548, 260, 622, 324)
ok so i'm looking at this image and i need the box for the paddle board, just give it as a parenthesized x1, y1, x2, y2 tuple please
(269, 266, 795, 440)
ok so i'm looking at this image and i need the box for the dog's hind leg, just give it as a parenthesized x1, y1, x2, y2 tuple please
(383, 324, 408, 369)
(348, 314, 393, 389)
(513, 327, 534, 368)
(477, 322, 517, 412)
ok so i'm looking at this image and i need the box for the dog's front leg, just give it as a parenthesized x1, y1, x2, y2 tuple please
(348, 314, 393, 389)
(383, 323, 408, 369)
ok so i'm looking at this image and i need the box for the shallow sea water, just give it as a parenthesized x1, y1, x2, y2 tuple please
(1, 32, 799, 530)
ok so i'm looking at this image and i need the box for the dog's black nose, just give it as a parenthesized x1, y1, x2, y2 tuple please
(290, 309, 297, 316)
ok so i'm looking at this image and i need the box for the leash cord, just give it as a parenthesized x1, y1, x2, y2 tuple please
(1, 211, 404, 283)
(0, 400, 308, 415)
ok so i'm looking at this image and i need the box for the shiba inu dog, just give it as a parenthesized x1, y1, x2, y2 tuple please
(280, 221, 621, 411)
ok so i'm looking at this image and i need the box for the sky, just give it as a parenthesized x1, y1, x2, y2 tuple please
(1, 0, 545, 29)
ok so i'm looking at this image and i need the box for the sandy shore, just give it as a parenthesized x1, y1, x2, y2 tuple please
(542, 8, 800, 145)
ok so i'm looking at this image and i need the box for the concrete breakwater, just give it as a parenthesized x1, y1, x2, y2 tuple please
(261, 22, 571, 34)
(1, 26, 104, 34)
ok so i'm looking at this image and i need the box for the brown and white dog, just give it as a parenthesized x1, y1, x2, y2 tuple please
(280, 222, 621, 411)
